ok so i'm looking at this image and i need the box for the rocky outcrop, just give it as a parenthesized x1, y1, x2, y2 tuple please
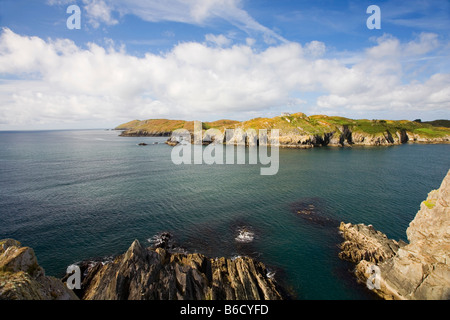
(0, 239, 78, 300)
(338, 223, 406, 265)
(339, 169, 450, 300)
(80, 237, 285, 300)
(120, 130, 172, 137)
(1, 233, 285, 301)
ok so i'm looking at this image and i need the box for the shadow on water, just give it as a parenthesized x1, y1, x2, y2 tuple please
(182, 217, 264, 260)
(289, 197, 339, 228)
(170, 217, 299, 299)
(289, 196, 378, 300)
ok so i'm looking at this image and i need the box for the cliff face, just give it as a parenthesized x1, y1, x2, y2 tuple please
(0, 239, 78, 300)
(80, 239, 285, 300)
(339, 169, 450, 300)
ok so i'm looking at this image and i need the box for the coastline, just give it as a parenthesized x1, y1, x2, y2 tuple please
(116, 116, 450, 148)
(118, 128, 450, 149)
(1, 233, 290, 301)
(4, 132, 448, 297)
(338, 169, 450, 300)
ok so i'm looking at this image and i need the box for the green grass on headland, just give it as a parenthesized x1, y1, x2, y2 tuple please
(115, 113, 450, 139)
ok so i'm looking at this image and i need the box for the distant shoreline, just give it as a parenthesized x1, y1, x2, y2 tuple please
(115, 113, 450, 148)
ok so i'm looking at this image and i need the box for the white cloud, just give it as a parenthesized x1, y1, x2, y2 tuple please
(51, 0, 287, 44)
(205, 34, 232, 47)
(404, 32, 439, 56)
(305, 41, 326, 58)
(245, 38, 256, 46)
(0, 29, 449, 129)
(83, 0, 119, 28)
(46, 0, 74, 5)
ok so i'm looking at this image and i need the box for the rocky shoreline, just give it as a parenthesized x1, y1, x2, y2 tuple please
(0, 239, 78, 300)
(159, 126, 450, 148)
(0, 233, 287, 300)
(2, 170, 449, 300)
(338, 169, 450, 300)
(119, 130, 172, 137)
(116, 114, 450, 148)
(79, 239, 285, 300)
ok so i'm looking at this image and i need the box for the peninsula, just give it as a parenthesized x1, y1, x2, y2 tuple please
(116, 114, 450, 148)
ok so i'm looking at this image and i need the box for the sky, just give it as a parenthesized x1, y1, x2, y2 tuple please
(0, 0, 449, 130)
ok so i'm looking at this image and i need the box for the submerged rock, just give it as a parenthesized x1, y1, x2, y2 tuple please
(0, 239, 78, 300)
(81, 239, 285, 300)
(290, 198, 338, 227)
(339, 169, 450, 300)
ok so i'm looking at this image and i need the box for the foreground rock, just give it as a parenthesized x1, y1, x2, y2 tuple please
(0, 239, 78, 300)
(338, 223, 406, 265)
(80, 239, 284, 300)
(339, 169, 450, 300)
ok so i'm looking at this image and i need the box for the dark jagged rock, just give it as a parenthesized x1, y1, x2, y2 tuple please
(338, 223, 405, 265)
(147, 231, 184, 252)
(81, 239, 285, 300)
(290, 198, 338, 227)
(120, 130, 172, 137)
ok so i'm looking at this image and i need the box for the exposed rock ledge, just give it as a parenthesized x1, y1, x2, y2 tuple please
(0, 235, 285, 300)
(339, 169, 450, 300)
(80, 239, 285, 300)
(0, 239, 78, 300)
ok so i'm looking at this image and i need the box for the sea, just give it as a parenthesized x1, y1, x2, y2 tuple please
(0, 129, 448, 300)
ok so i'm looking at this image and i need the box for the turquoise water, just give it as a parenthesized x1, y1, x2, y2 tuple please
(0, 130, 449, 299)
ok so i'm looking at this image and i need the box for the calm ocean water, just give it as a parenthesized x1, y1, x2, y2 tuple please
(0, 129, 449, 299)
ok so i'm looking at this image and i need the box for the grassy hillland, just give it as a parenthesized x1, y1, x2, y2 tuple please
(116, 113, 450, 147)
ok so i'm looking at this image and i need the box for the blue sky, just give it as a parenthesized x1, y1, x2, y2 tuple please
(0, 0, 449, 129)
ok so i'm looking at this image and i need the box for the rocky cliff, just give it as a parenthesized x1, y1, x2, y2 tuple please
(0, 239, 78, 300)
(0, 235, 286, 300)
(339, 169, 450, 300)
(80, 237, 285, 300)
(117, 114, 450, 148)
